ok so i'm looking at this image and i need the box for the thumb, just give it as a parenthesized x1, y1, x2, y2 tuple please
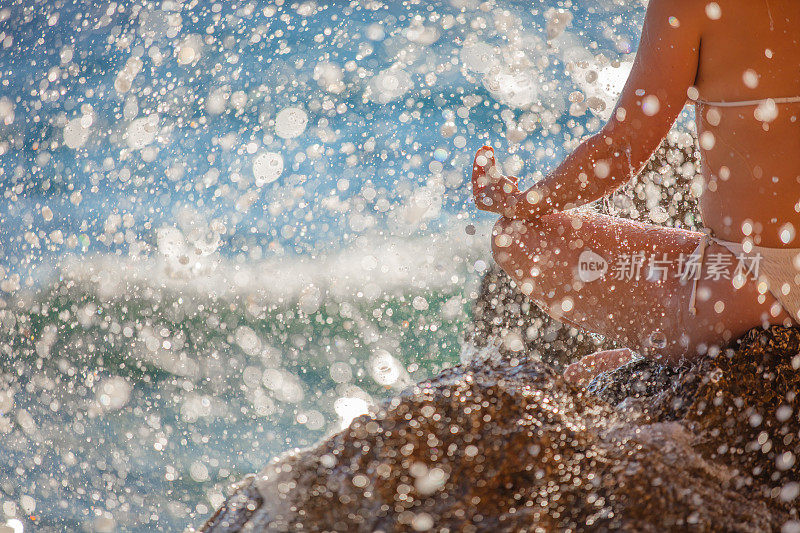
(472, 145, 495, 192)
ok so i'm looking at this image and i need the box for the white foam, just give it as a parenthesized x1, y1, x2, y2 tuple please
(367, 68, 413, 104)
(563, 35, 633, 120)
(125, 115, 159, 150)
(0, 97, 14, 125)
(274, 107, 308, 139)
(460, 42, 497, 74)
(252, 151, 284, 185)
(176, 34, 203, 65)
(55, 220, 492, 306)
(95, 376, 133, 411)
(313, 62, 345, 94)
(63, 117, 91, 149)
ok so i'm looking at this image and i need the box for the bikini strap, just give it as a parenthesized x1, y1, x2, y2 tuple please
(693, 95, 800, 108)
(688, 228, 715, 316)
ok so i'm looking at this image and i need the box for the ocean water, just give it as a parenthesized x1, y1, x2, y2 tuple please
(0, 0, 646, 530)
(1, 229, 487, 531)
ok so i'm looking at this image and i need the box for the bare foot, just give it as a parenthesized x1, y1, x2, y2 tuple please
(564, 348, 635, 387)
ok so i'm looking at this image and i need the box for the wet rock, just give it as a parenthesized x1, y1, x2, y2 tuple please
(674, 326, 800, 487)
(199, 326, 799, 532)
(201, 475, 263, 531)
(463, 262, 613, 369)
(585, 356, 684, 407)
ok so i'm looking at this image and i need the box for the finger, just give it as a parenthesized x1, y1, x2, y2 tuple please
(500, 176, 518, 193)
(475, 196, 499, 214)
(482, 146, 500, 182)
(472, 146, 494, 193)
(500, 178, 518, 194)
(474, 191, 493, 208)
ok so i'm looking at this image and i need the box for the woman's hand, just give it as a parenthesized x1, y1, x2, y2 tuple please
(472, 146, 521, 217)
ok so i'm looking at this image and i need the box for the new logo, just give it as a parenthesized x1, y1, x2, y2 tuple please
(577, 249, 608, 282)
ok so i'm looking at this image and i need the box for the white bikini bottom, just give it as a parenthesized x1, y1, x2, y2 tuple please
(688, 231, 800, 322)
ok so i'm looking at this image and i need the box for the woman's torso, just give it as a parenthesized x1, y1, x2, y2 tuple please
(693, 0, 800, 247)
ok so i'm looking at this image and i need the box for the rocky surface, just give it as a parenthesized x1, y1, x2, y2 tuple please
(463, 262, 615, 369)
(199, 325, 800, 532)
(585, 356, 685, 407)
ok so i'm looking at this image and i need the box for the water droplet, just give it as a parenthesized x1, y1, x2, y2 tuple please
(649, 330, 668, 349)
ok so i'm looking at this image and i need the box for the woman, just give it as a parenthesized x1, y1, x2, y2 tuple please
(473, 0, 800, 383)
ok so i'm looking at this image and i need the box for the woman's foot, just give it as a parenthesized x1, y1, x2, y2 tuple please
(564, 348, 635, 387)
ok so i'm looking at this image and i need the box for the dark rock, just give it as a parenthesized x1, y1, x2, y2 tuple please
(198, 326, 800, 532)
(463, 262, 614, 369)
(676, 326, 800, 487)
(585, 357, 685, 407)
(201, 475, 263, 532)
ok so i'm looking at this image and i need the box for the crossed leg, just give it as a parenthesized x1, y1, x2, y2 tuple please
(491, 211, 792, 367)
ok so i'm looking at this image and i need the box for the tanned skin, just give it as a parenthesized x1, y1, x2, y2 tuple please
(473, 0, 800, 379)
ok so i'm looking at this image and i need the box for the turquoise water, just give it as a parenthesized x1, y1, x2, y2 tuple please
(0, 235, 481, 530)
(0, 0, 645, 530)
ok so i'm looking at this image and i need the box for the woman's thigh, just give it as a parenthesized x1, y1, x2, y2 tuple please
(491, 211, 791, 364)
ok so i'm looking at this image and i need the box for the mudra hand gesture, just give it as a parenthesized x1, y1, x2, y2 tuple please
(472, 146, 521, 217)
